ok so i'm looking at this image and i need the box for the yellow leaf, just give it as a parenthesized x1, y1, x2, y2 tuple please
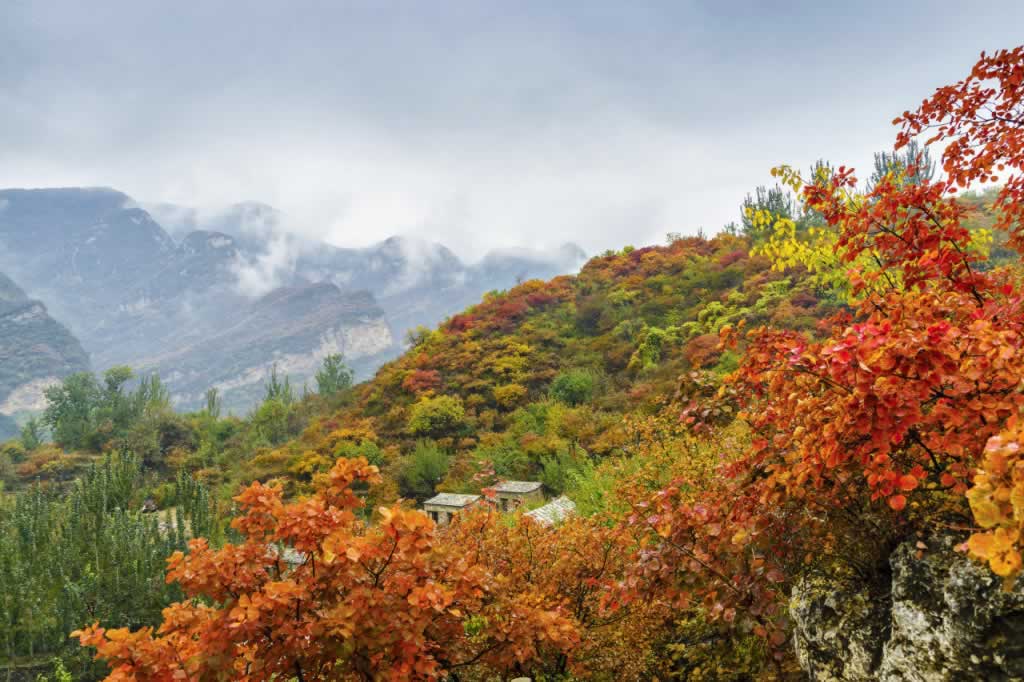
(970, 499, 1004, 529)
(990, 549, 1022, 578)
(967, 532, 996, 559)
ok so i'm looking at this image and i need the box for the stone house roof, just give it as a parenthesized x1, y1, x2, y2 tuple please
(424, 493, 481, 508)
(494, 481, 543, 494)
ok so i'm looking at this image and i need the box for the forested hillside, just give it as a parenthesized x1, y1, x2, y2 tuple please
(3, 45, 1024, 682)
(255, 233, 839, 507)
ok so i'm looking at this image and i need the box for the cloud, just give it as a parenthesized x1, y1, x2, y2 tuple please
(2, 1, 1023, 259)
(229, 233, 302, 298)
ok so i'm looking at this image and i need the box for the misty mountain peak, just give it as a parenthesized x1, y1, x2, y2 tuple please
(375, 235, 461, 266)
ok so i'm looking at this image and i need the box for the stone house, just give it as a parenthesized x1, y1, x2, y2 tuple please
(494, 481, 544, 512)
(423, 493, 481, 526)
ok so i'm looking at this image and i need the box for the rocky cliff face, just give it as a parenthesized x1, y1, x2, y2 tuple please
(0, 271, 91, 424)
(0, 191, 395, 413)
(791, 534, 1024, 681)
(140, 283, 393, 412)
(150, 201, 588, 343)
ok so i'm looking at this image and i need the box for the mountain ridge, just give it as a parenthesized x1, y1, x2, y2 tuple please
(0, 188, 583, 412)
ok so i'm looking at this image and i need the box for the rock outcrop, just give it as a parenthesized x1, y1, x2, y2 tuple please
(791, 535, 1024, 681)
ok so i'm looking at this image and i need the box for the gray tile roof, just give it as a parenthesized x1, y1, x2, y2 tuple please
(525, 495, 577, 526)
(424, 493, 481, 508)
(495, 480, 543, 494)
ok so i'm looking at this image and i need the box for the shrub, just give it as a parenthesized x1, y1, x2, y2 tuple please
(493, 383, 528, 409)
(335, 439, 384, 467)
(549, 369, 595, 406)
(407, 395, 466, 439)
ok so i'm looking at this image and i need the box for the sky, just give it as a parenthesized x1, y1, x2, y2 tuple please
(2, 1, 1023, 260)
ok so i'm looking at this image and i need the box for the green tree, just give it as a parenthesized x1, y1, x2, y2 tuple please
(407, 395, 466, 438)
(43, 372, 101, 450)
(20, 417, 44, 451)
(549, 369, 596, 407)
(86, 367, 134, 441)
(132, 374, 171, 416)
(539, 448, 588, 496)
(102, 366, 133, 398)
(398, 440, 450, 499)
(263, 364, 294, 406)
(315, 354, 353, 397)
(867, 138, 935, 192)
(740, 184, 795, 237)
(204, 387, 222, 419)
(252, 398, 290, 446)
(0, 452, 218, 675)
(404, 325, 432, 348)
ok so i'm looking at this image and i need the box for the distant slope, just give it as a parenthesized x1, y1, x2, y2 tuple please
(0, 188, 175, 336)
(145, 283, 393, 412)
(0, 271, 90, 421)
(0, 191, 394, 411)
(0, 414, 16, 441)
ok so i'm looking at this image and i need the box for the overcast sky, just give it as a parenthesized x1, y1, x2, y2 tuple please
(2, 1, 1022, 259)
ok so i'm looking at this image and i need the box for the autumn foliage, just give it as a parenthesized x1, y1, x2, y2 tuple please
(73, 45, 1024, 679)
(896, 45, 1024, 250)
(75, 458, 581, 680)
(620, 44, 1024, 664)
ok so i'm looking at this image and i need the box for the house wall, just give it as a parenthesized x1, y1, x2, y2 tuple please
(496, 488, 544, 512)
(423, 503, 460, 525)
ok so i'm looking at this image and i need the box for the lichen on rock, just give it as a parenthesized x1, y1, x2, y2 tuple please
(791, 573, 890, 681)
(790, 534, 1024, 681)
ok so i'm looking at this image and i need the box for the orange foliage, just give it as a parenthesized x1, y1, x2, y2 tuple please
(896, 45, 1024, 250)
(401, 369, 442, 395)
(76, 458, 579, 681)
(443, 509, 670, 679)
(626, 45, 1024, 660)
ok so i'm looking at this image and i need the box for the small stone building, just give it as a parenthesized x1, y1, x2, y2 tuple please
(494, 481, 544, 512)
(423, 493, 481, 526)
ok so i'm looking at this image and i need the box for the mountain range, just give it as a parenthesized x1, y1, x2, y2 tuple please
(0, 188, 584, 416)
